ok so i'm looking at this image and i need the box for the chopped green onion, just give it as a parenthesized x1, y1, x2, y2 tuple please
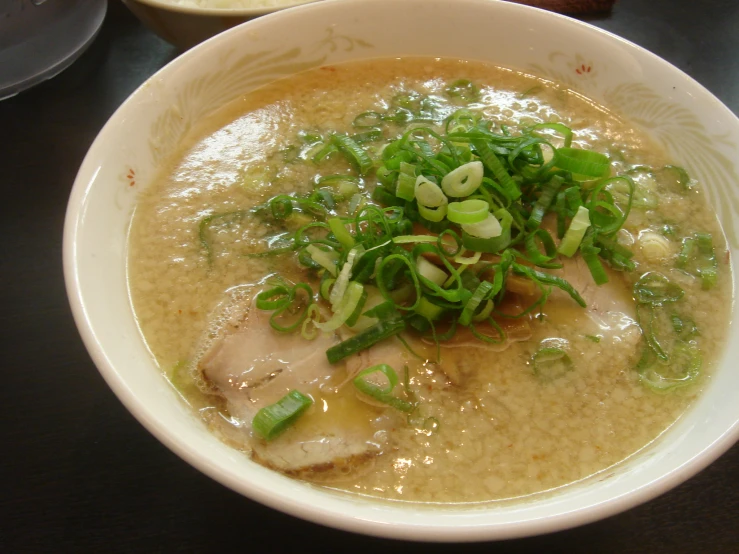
(353, 111, 384, 128)
(440, 161, 484, 197)
(330, 247, 361, 308)
(363, 301, 399, 320)
(396, 172, 416, 201)
(252, 390, 313, 440)
(415, 175, 449, 222)
(634, 272, 684, 305)
(447, 199, 489, 224)
(392, 235, 438, 245)
(415, 297, 445, 320)
(328, 217, 355, 250)
(512, 263, 586, 307)
(526, 175, 563, 231)
(331, 134, 373, 175)
(636, 304, 669, 361)
(461, 232, 504, 254)
(453, 249, 482, 265)
(416, 257, 448, 286)
(459, 281, 493, 326)
(558, 206, 591, 257)
(314, 281, 366, 332)
(554, 147, 610, 178)
(529, 122, 573, 148)
(319, 277, 334, 301)
(415, 175, 447, 206)
(372, 185, 404, 207)
(266, 283, 314, 333)
(532, 347, 573, 380)
(199, 210, 248, 265)
(312, 141, 337, 164)
(462, 212, 502, 239)
(472, 299, 494, 322)
(326, 318, 406, 364)
(418, 202, 448, 222)
(471, 139, 522, 201)
(524, 228, 561, 268)
(270, 195, 293, 219)
(305, 244, 339, 276)
(663, 164, 693, 192)
(587, 176, 634, 236)
(353, 364, 415, 412)
(255, 285, 292, 311)
(677, 233, 718, 289)
(637, 341, 701, 392)
(445, 79, 480, 102)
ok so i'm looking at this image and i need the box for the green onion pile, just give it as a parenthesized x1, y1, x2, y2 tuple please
(201, 80, 721, 437)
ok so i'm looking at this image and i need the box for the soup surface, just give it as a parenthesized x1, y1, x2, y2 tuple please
(128, 58, 730, 503)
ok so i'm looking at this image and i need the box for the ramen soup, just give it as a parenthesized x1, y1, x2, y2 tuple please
(128, 59, 730, 503)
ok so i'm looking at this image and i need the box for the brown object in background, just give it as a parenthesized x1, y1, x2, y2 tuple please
(509, 0, 616, 14)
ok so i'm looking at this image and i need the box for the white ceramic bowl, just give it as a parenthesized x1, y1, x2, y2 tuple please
(64, 0, 739, 541)
(121, 0, 320, 48)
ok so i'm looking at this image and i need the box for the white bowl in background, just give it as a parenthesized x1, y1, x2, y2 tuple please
(64, 0, 739, 541)
(121, 0, 320, 49)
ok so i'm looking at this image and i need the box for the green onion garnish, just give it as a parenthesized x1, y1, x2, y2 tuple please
(353, 364, 415, 412)
(326, 318, 406, 364)
(258, 283, 315, 333)
(445, 79, 480, 102)
(554, 147, 610, 178)
(532, 347, 573, 380)
(637, 341, 701, 392)
(331, 134, 373, 175)
(558, 206, 591, 257)
(677, 232, 718, 289)
(461, 212, 502, 239)
(634, 272, 684, 305)
(447, 198, 489, 224)
(252, 390, 313, 440)
(440, 161, 484, 197)
(244, 98, 712, 389)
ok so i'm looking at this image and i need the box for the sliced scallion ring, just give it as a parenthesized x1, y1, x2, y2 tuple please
(418, 202, 448, 222)
(462, 212, 502, 239)
(447, 199, 489, 224)
(532, 347, 573, 380)
(252, 390, 313, 441)
(634, 272, 684, 305)
(255, 285, 292, 311)
(440, 161, 484, 197)
(637, 341, 701, 392)
(353, 364, 415, 412)
(415, 175, 447, 207)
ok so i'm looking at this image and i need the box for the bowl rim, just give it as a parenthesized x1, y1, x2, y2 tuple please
(65, 0, 739, 541)
(125, 0, 320, 16)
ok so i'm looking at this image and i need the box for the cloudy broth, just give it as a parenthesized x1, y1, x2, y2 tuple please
(128, 58, 730, 502)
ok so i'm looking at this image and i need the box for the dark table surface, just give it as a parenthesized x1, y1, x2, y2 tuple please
(2, 0, 738, 552)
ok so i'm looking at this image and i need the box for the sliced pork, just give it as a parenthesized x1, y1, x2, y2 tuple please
(197, 291, 382, 480)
